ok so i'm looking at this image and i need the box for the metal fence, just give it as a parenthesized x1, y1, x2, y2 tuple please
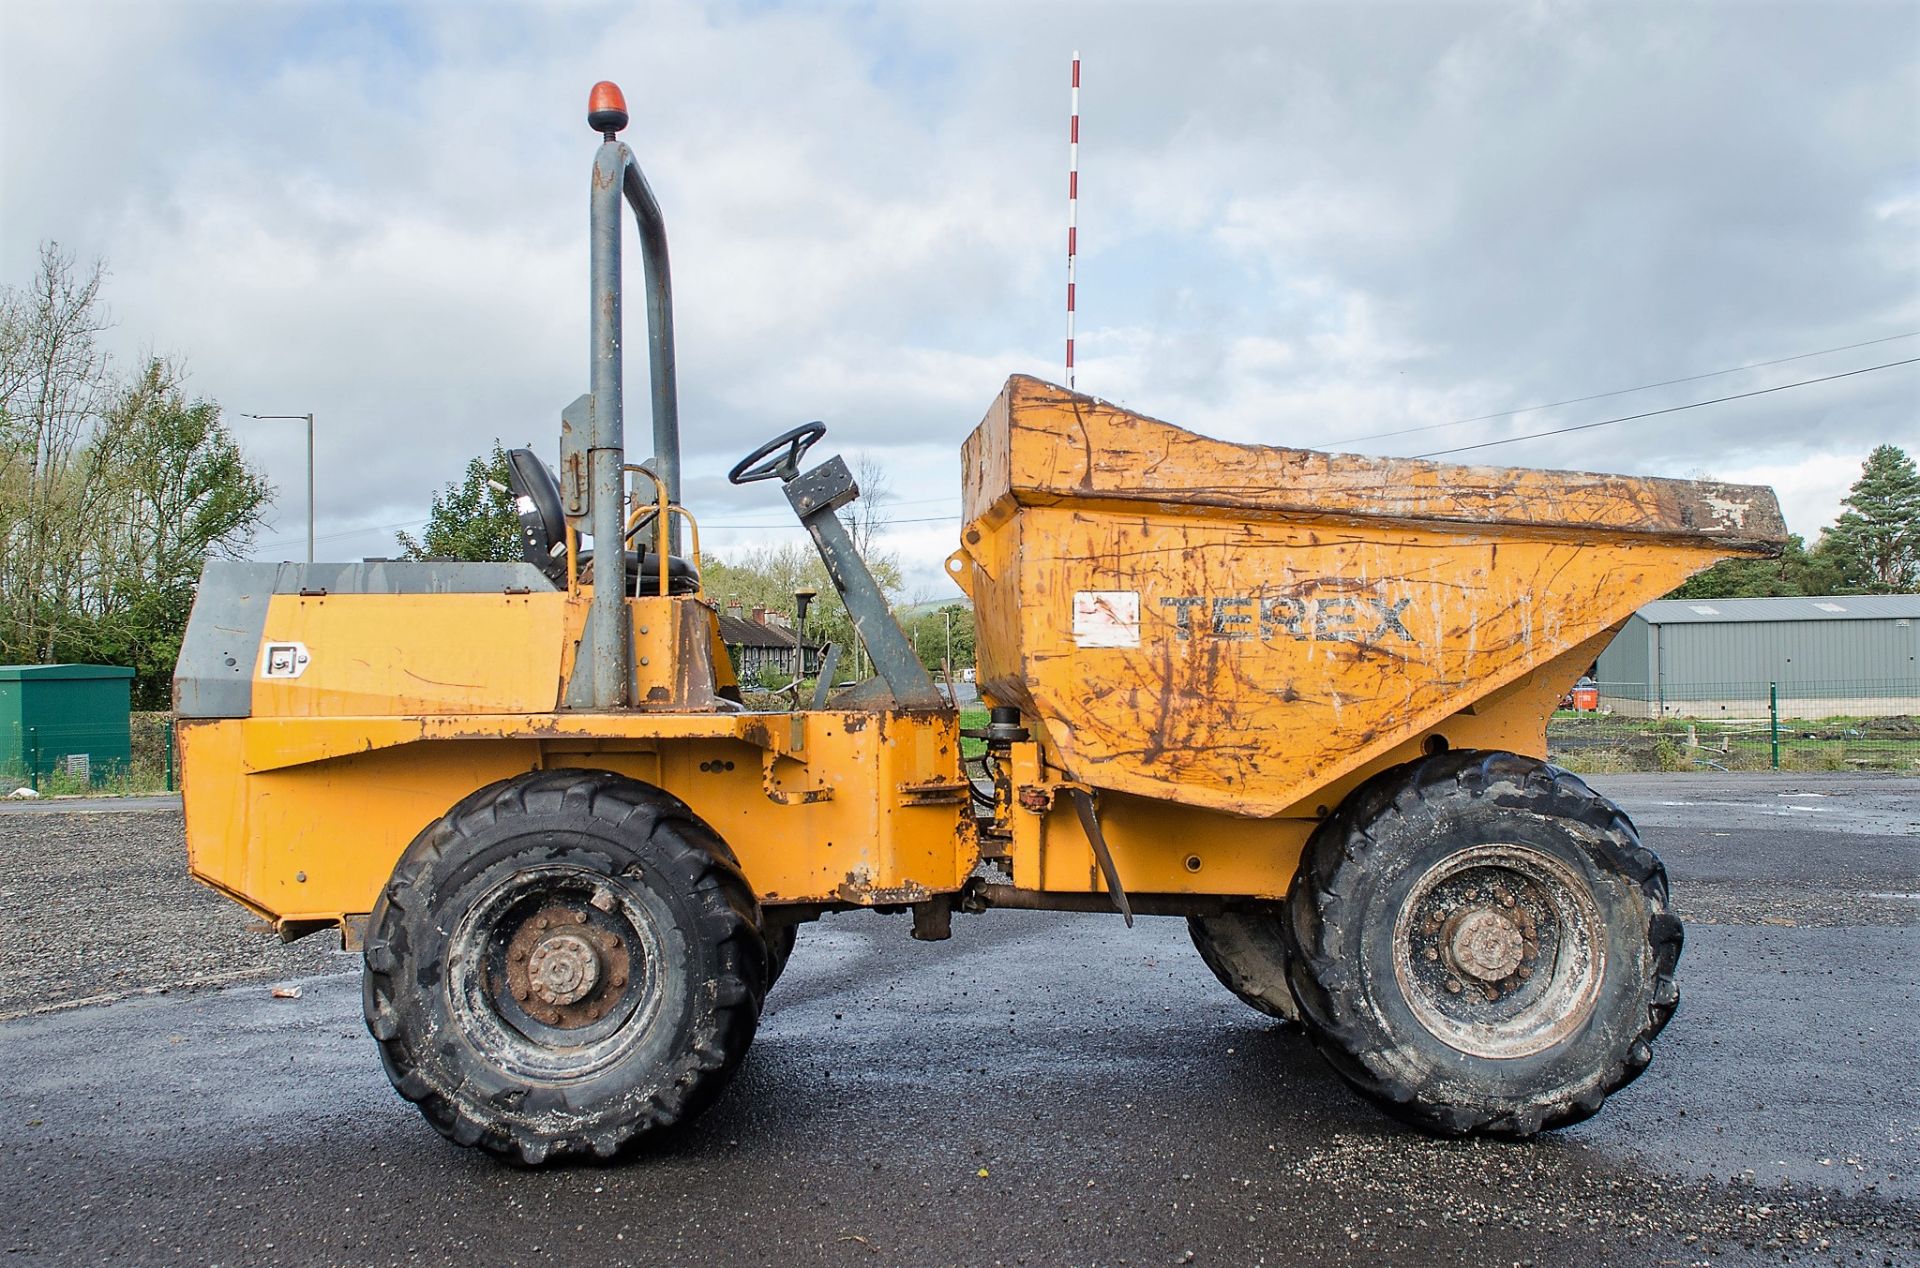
(0, 713, 175, 795)
(6, 690, 1914, 796)
(1549, 678, 1920, 774)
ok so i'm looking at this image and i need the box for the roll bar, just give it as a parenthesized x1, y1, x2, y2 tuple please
(570, 81, 683, 708)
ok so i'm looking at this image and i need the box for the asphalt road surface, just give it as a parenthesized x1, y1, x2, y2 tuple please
(2, 773, 1915, 1267)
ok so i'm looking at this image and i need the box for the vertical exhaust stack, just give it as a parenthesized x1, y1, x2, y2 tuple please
(570, 80, 685, 709)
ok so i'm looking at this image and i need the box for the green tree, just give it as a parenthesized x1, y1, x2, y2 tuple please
(1667, 534, 1842, 600)
(396, 442, 522, 562)
(1817, 444, 1920, 593)
(702, 536, 907, 682)
(904, 602, 975, 671)
(74, 359, 275, 704)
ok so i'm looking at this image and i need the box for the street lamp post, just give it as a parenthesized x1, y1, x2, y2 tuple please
(242, 412, 315, 563)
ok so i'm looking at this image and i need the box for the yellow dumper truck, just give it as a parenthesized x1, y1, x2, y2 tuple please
(173, 83, 1787, 1162)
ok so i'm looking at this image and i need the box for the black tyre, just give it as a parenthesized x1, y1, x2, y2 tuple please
(1188, 909, 1300, 1022)
(1283, 749, 1680, 1137)
(362, 769, 768, 1164)
(763, 916, 797, 989)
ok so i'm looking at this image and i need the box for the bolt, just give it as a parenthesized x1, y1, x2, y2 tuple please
(603, 933, 619, 949)
(1463, 887, 1478, 900)
(512, 949, 527, 963)
(535, 916, 549, 930)
(612, 974, 626, 988)
(513, 985, 528, 1001)
(1497, 889, 1515, 908)
(1424, 947, 1439, 962)
(1444, 978, 1462, 994)
(1516, 964, 1533, 981)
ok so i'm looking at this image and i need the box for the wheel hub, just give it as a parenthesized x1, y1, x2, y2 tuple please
(526, 931, 601, 1005)
(1444, 907, 1526, 982)
(500, 904, 636, 1031)
(1392, 844, 1604, 1060)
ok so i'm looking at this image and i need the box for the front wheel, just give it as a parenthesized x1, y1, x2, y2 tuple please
(362, 769, 768, 1164)
(1283, 750, 1681, 1137)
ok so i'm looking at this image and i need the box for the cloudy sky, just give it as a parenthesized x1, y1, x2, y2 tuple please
(4, 0, 1915, 596)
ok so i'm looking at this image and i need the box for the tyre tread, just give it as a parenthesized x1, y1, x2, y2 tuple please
(361, 768, 766, 1164)
(1282, 749, 1681, 1138)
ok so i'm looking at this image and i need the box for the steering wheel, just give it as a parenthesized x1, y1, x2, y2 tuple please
(728, 421, 826, 485)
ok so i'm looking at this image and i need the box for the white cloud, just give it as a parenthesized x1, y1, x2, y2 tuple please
(3, 0, 1913, 572)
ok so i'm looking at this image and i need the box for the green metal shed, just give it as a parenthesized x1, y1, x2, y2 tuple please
(0, 664, 135, 788)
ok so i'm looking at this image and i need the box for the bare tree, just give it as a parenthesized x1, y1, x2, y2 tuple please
(0, 245, 273, 704)
(0, 244, 112, 661)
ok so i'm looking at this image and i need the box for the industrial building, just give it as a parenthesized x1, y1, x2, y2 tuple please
(1593, 594, 1920, 718)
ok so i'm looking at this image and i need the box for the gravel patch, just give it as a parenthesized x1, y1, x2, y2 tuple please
(0, 807, 351, 1018)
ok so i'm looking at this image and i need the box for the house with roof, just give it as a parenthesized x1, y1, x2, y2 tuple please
(714, 603, 824, 685)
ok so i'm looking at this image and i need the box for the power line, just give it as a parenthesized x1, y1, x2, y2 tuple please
(703, 512, 964, 531)
(1315, 330, 1920, 449)
(254, 517, 428, 553)
(1414, 356, 1920, 459)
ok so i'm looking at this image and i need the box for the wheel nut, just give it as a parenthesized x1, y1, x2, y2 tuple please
(535, 916, 549, 930)
(1516, 964, 1533, 981)
(513, 985, 528, 1001)
(1445, 978, 1462, 994)
(1424, 947, 1439, 962)
(612, 974, 626, 988)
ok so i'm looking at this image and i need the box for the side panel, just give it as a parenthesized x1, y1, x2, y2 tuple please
(179, 711, 973, 929)
(251, 593, 570, 717)
(175, 561, 562, 718)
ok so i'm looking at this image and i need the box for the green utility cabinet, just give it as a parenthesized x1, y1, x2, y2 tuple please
(0, 664, 135, 787)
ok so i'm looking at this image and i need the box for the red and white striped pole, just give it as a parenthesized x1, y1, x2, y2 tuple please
(1066, 50, 1079, 390)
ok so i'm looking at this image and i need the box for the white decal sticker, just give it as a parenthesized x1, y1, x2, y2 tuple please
(1072, 591, 1140, 648)
(260, 641, 311, 679)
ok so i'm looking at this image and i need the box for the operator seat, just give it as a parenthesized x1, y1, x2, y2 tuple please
(505, 448, 700, 595)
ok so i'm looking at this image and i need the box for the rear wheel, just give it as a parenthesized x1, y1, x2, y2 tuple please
(362, 769, 768, 1164)
(1188, 910, 1299, 1022)
(763, 917, 798, 989)
(1284, 750, 1680, 1137)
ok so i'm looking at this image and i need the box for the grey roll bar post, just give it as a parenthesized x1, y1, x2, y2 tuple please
(577, 81, 682, 708)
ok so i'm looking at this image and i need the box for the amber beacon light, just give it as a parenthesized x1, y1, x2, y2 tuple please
(587, 80, 629, 135)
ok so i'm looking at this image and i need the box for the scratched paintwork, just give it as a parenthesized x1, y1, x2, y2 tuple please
(955, 377, 1787, 819)
(964, 376, 1788, 549)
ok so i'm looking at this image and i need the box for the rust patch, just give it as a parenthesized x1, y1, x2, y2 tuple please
(837, 867, 933, 905)
(897, 779, 970, 807)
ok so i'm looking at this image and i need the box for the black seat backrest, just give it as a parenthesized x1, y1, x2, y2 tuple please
(505, 448, 567, 582)
(505, 447, 702, 595)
